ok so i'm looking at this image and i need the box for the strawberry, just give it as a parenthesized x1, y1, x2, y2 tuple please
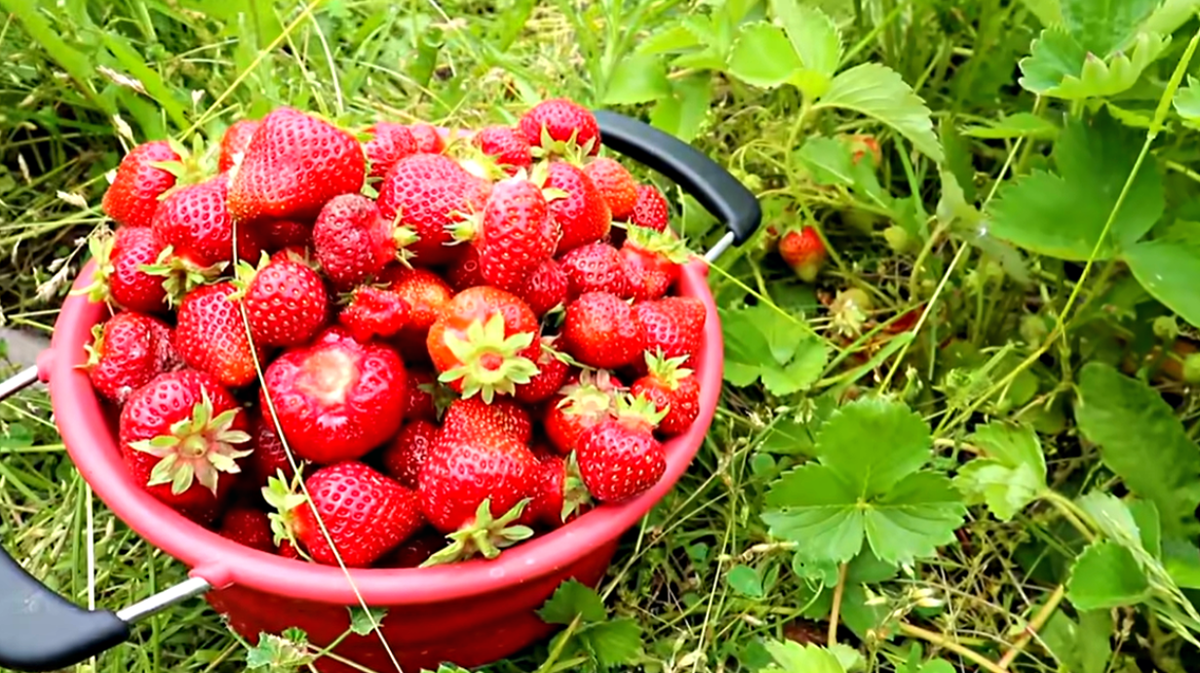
(544, 161, 610, 254)
(583, 158, 638, 221)
(408, 123, 445, 154)
(337, 286, 410, 343)
(403, 368, 440, 421)
(630, 184, 669, 232)
(259, 327, 407, 464)
(543, 369, 624, 455)
(376, 153, 491, 267)
(278, 539, 302, 559)
(228, 107, 366, 224)
(380, 419, 439, 489)
(245, 412, 298, 491)
(846, 134, 882, 167)
(562, 292, 645, 369)
(468, 125, 533, 177)
(425, 286, 540, 402)
(101, 140, 180, 229)
(576, 393, 667, 502)
(630, 353, 701, 436)
(266, 462, 424, 567)
(633, 296, 706, 368)
(446, 244, 486, 291)
(559, 242, 630, 299)
(260, 219, 313, 251)
(219, 120, 261, 173)
(233, 253, 329, 347)
(418, 429, 538, 564)
(514, 336, 571, 405)
(120, 369, 252, 524)
(517, 258, 569, 317)
(778, 226, 825, 283)
(517, 99, 601, 157)
(149, 175, 262, 301)
(387, 267, 454, 361)
(79, 227, 170, 314)
(620, 225, 691, 301)
(441, 396, 533, 445)
(364, 122, 418, 179)
(525, 454, 591, 529)
(377, 531, 446, 568)
(467, 175, 561, 293)
(86, 312, 182, 405)
(218, 506, 275, 553)
(175, 282, 263, 388)
(312, 193, 398, 291)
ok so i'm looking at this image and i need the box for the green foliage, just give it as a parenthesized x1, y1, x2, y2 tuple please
(953, 421, 1047, 522)
(539, 580, 644, 671)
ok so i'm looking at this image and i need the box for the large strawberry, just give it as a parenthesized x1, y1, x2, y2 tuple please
(233, 253, 329, 347)
(559, 242, 630, 299)
(120, 369, 252, 524)
(516, 257, 569, 317)
(630, 183, 669, 232)
(418, 429, 538, 564)
(101, 140, 180, 229)
(219, 120, 261, 173)
(245, 411, 298, 491)
(312, 193, 398, 291)
(630, 353, 701, 436)
(259, 327, 407, 464)
(517, 99, 601, 157)
(218, 506, 275, 553)
(379, 419, 439, 489)
(364, 122, 418, 180)
(543, 369, 624, 455)
(633, 296, 706, 367)
(463, 174, 561, 293)
(338, 285, 410, 343)
(583, 158, 638, 221)
(464, 125, 532, 178)
(376, 153, 490, 267)
(80, 227, 169, 314)
(576, 393, 666, 502)
(525, 454, 591, 529)
(544, 160, 610, 254)
(513, 336, 570, 405)
(86, 312, 182, 405)
(620, 225, 691, 301)
(175, 282, 263, 388)
(266, 462, 424, 567)
(387, 267, 455, 361)
(228, 107, 366, 224)
(408, 124, 445, 154)
(441, 396, 533, 445)
(425, 286, 541, 402)
(562, 291, 645, 369)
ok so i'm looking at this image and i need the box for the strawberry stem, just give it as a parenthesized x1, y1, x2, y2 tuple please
(437, 313, 540, 403)
(420, 498, 534, 566)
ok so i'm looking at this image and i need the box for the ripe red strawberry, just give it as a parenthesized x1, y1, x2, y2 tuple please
(525, 454, 591, 529)
(576, 393, 666, 502)
(446, 245, 485, 291)
(559, 242, 630, 299)
(408, 123, 445, 154)
(101, 140, 180, 229)
(387, 267, 454, 360)
(631, 353, 701, 436)
(380, 419, 439, 489)
(518, 99, 601, 157)
(312, 193, 398, 291)
(470, 125, 532, 176)
(630, 184, 669, 232)
(377, 153, 491, 267)
(441, 396, 533, 445)
(469, 175, 561, 293)
(562, 292, 645, 369)
(517, 258, 569, 317)
(633, 296, 706, 368)
(218, 506, 275, 553)
(425, 286, 540, 402)
(621, 225, 691, 301)
(267, 462, 424, 567)
(583, 158, 638, 220)
(779, 226, 826, 283)
(260, 327, 407, 464)
(544, 161, 610, 254)
(245, 412, 298, 490)
(514, 336, 570, 405)
(120, 369, 252, 524)
(219, 120, 261, 173)
(418, 430, 538, 564)
(364, 122, 418, 179)
(175, 282, 263, 388)
(543, 369, 624, 455)
(260, 219, 312, 251)
(86, 312, 182, 405)
(234, 254, 329, 347)
(338, 286, 410, 343)
(278, 539, 302, 559)
(228, 107, 366, 224)
(80, 227, 170, 314)
(403, 368, 440, 421)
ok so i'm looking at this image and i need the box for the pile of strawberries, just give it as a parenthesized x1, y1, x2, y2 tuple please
(84, 99, 708, 568)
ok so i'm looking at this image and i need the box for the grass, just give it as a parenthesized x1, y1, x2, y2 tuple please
(5, 1, 1200, 672)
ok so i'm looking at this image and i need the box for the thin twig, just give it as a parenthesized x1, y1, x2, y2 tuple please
(828, 563, 849, 646)
(899, 622, 1007, 673)
(998, 584, 1067, 670)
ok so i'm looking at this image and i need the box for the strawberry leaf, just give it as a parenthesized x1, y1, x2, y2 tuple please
(720, 304, 828, 397)
(1123, 238, 1200, 328)
(582, 619, 643, 669)
(813, 63, 943, 164)
(1067, 541, 1152, 610)
(348, 606, 388, 636)
(952, 421, 1047, 522)
(761, 640, 847, 673)
(538, 579, 607, 625)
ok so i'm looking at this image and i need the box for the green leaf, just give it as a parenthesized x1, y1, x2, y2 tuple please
(538, 579, 607, 625)
(721, 305, 828, 396)
(1075, 362, 1200, 535)
(814, 397, 932, 495)
(962, 113, 1059, 140)
(726, 22, 804, 89)
(1067, 541, 1152, 610)
(762, 640, 847, 673)
(1124, 238, 1200, 327)
(727, 565, 765, 598)
(772, 0, 842, 97)
(863, 472, 966, 566)
(602, 53, 671, 105)
(582, 619, 643, 669)
(828, 643, 864, 672)
(987, 110, 1164, 261)
(813, 63, 943, 163)
(1163, 538, 1200, 589)
(953, 421, 1047, 521)
(1041, 610, 1113, 673)
(797, 136, 855, 186)
(1061, 0, 1159, 56)
(650, 74, 712, 143)
(763, 464, 866, 563)
(1018, 27, 1169, 100)
(1172, 75, 1200, 123)
(1077, 491, 1143, 547)
(348, 606, 387, 636)
(917, 661, 956, 673)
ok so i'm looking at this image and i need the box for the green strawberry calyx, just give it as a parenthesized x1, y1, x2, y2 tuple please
(130, 390, 253, 496)
(438, 312, 540, 404)
(227, 251, 272, 301)
(614, 391, 668, 433)
(420, 497, 534, 567)
(625, 224, 692, 264)
(643, 351, 694, 391)
(262, 470, 310, 556)
(73, 229, 117, 304)
(561, 452, 593, 523)
(83, 323, 106, 371)
(530, 125, 596, 165)
(140, 245, 227, 308)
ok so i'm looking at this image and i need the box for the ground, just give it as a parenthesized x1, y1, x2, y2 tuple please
(5, 1, 1200, 672)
